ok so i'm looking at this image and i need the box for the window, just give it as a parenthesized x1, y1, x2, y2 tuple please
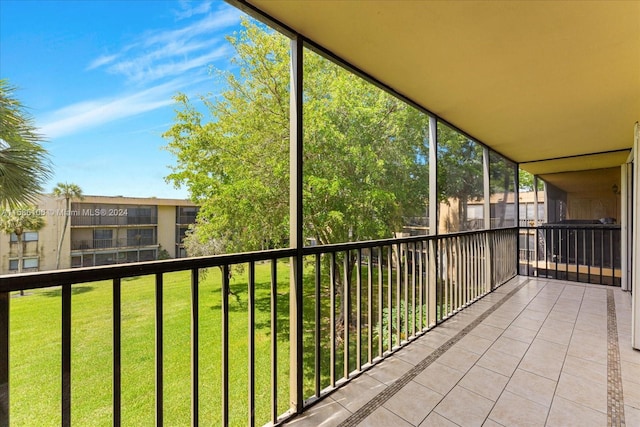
(127, 206, 157, 225)
(9, 258, 39, 271)
(23, 258, 39, 269)
(177, 206, 198, 224)
(93, 229, 113, 248)
(127, 228, 155, 246)
(10, 231, 38, 242)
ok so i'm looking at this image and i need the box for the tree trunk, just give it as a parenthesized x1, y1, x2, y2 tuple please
(55, 198, 70, 270)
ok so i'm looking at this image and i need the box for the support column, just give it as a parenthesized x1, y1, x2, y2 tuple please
(289, 34, 304, 411)
(483, 148, 493, 289)
(621, 163, 631, 292)
(632, 123, 639, 349)
(428, 116, 437, 327)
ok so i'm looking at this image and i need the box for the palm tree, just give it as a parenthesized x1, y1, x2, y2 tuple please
(0, 79, 52, 207)
(0, 206, 45, 295)
(52, 182, 83, 269)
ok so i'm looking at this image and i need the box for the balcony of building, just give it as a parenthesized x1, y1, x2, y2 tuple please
(0, 227, 638, 425)
(1, 1, 639, 426)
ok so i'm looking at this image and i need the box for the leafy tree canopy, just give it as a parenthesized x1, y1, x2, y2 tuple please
(0, 79, 52, 207)
(164, 20, 430, 253)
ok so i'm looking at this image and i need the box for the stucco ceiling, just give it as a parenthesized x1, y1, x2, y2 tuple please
(237, 0, 639, 190)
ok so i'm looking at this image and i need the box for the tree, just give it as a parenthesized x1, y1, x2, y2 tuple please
(163, 20, 432, 335)
(0, 206, 45, 295)
(163, 20, 430, 256)
(0, 79, 52, 207)
(52, 182, 83, 269)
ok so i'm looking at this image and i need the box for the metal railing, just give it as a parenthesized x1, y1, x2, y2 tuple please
(71, 238, 158, 250)
(518, 225, 621, 286)
(0, 228, 517, 426)
(70, 216, 158, 227)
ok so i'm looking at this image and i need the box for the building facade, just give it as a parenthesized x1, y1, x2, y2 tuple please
(0, 194, 198, 275)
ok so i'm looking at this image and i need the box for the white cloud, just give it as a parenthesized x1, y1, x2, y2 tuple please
(86, 54, 119, 71)
(39, 77, 207, 139)
(173, 0, 213, 20)
(87, 5, 241, 83)
(108, 43, 231, 83)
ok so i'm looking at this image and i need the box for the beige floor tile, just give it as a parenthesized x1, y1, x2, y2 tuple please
(546, 309, 578, 324)
(434, 386, 494, 427)
(618, 343, 640, 364)
(621, 359, 640, 385)
(555, 372, 606, 414)
(419, 330, 455, 348)
(482, 313, 516, 329)
(468, 324, 504, 341)
(418, 412, 459, 427)
(511, 315, 545, 331)
(505, 369, 557, 407)
(458, 365, 509, 401)
(574, 317, 607, 337)
(488, 390, 548, 427)
(359, 406, 412, 427)
(566, 337, 607, 364)
(519, 308, 550, 321)
(476, 348, 521, 377)
(490, 335, 530, 358)
(546, 396, 607, 427)
(481, 420, 503, 427)
(414, 361, 465, 395)
(518, 348, 565, 381)
(625, 404, 640, 426)
(562, 355, 606, 384)
(527, 338, 568, 361)
(383, 380, 443, 425)
(622, 379, 640, 409)
(536, 320, 573, 345)
(501, 324, 538, 344)
(394, 342, 434, 366)
(436, 345, 481, 373)
(455, 333, 494, 355)
(331, 373, 386, 413)
(366, 356, 413, 385)
(286, 398, 351, 427)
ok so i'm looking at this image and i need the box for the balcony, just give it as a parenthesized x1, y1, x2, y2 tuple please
(71, 237, 158, 251)
(2, 227, 637, 426)
(285, 276, 639, 426)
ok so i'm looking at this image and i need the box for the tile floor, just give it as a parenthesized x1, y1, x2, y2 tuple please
(284, 276, 640, 427)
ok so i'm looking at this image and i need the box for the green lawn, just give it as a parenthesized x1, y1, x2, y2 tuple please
(9, 257, 429, 426)
(9, 262, 292, 426)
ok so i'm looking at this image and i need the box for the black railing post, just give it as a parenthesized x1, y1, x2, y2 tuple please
(0, 291, 9, 426)
(222, 265, 229, 426)
(191, 269, 199, 427)
(155, 274, 163, 427)
(247, 263, 254, 427)
(62, 284, 72, 427)
(113, 278, 121, 427)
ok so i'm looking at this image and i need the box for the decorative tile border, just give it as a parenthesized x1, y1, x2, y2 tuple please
(338, 279, 531, 427)
(607, 289, 625, 427)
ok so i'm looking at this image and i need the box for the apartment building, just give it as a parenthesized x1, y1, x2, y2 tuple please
(0, 194, 198, 275)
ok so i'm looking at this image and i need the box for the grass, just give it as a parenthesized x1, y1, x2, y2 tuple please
(10, 262, 292, 426)
(9, 256, 447, 426)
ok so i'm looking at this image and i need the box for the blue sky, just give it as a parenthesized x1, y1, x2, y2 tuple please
(0, 0, 245, 199)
